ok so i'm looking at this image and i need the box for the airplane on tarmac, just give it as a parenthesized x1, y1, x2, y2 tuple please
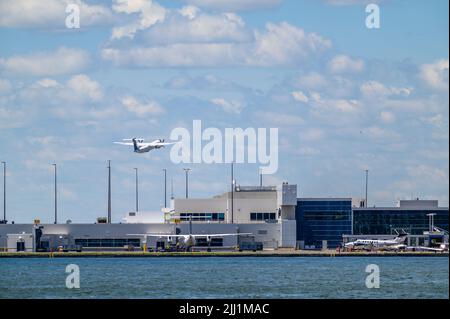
(344, 233, 408, 251)
(114, 138, 178, 153)
(128, 217, 252, 251)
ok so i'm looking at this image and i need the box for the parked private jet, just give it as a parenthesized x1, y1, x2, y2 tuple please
(344, 234, 408, 251)
(114, 138, 178, 153)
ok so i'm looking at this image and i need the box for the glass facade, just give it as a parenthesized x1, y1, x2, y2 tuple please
(353, 209, 449, 235)
(75, 238, 141, 248)
(179, 213, 225, 221)
(250, 212, 277, 221)
(296, 199, 352, 249)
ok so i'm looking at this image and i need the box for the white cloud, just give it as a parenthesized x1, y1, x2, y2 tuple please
(179, 5, 200, 19)
(324, 0, 382, 5)
(181, 0, 283, 11)
(0, 0, 113, 28)
(121, 95, 164, 117)
(250, 22, 332, 66)
(328, 55, 364, 74)
(112, 0, 166, 39)
(102, 22, 332, 67)
(292, 90, 309, 103)
(67, 74, 103, 101)
(419, 59, 449, 91)
(210, 98, 243, 114)
(360, 81, 412, 98)
(0, 47, 90, 76)
(139, 10, 250, 45)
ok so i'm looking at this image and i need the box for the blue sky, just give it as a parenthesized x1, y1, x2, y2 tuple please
(0, 0, 448, 223)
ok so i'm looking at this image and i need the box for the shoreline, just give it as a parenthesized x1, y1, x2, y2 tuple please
(0, 250, 448, 258)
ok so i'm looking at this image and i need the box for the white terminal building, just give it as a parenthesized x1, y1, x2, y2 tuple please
(0, 183, 298, 252)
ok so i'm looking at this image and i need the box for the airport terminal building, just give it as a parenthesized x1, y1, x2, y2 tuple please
(0, 181, 448, 252)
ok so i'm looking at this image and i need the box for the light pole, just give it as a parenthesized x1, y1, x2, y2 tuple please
(365, 169, 369, 207)
(1, 161, 5, 223)
(107, 160, 111, 223)
(134, 168, 139, 212)
(52, 164, 57, 224)
(259, 168, 263, 187)
(231, 162, 234, 223)
(183, 168, 191, 198)
(163, 169, 167, 208)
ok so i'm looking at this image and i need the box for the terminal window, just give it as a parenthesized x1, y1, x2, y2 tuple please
(250, 212, 276, 221)
(75, 238, 141, 248)
(180, 213, 225, 221)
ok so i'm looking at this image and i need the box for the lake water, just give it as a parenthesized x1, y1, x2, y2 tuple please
(0, 257, 448, 299)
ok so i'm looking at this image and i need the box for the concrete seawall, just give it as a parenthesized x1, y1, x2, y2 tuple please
(0, 250, 448, 258)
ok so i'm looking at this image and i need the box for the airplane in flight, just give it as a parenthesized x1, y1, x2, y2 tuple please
(114, 138, 178, 153)
(344, 233, 408, 251)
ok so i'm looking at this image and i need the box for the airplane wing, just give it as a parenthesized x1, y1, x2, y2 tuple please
(114, 142, 134, 146)
(158, 142, 179, 146)
(127, 234, 186, 238)
(186, 233, 253, 238)
(128, 233, 253, 238)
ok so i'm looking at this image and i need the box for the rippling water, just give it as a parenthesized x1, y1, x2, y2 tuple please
(0, 257, 448, 299)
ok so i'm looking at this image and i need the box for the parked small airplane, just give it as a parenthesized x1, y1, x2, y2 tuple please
(129, 216, 252, 251)
(344, 234, 408, 251)
(114, 138, 178, 153)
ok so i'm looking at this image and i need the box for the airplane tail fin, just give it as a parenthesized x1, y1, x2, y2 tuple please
(132, 138, 139, 152)
(395, 233, 408, 243)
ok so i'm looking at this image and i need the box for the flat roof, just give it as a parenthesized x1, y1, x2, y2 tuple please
(298, 198, 352, 201)
(353, 207, 449, 211)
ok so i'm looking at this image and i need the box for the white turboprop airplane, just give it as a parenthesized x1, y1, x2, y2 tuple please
(114, 138, 178, 153)
(344, 234, 408, 251)
(128, 232, 253, 250)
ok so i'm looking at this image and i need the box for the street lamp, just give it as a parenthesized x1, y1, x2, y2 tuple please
(52, 163, 57, 224)
(162, 169, 167, 208)
(183, 168, 191, 198)
(107, 160, 111, 223)
(1, 161, 5, 223)
(134, 168, 139, 212)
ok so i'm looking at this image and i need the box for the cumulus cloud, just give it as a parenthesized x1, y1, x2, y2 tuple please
(121, 95, 164, 117)
(419, 59, 449, 91)
(324, 0, 382, 5)
(360, 81, 412, 98)
(0, 0, 113, 28)
(292, 91, 309, 103)
(67, 74, 103, 101)
(180, 0, 283, 11)
(250, 22, 332, 66)
(102, 21, 331, 67)
(0, 47, 90, 76)
(328, 55, 364, 74)
(138, 10, 250, 45)
(111, 0, 166, 39)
